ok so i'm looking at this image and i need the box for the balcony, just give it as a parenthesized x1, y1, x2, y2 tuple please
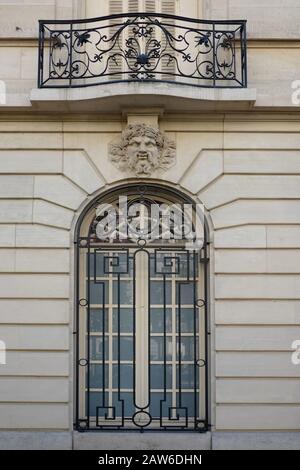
(31, 13, 255, 113)
(38, 13, 247, 89)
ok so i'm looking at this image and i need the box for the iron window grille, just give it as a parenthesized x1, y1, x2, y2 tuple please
(74, 184, 210, 432)
(38, 13, 247, 89)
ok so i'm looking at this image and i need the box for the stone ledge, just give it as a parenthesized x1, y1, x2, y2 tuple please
(1, 430, 300, 450)
(212, 432, 300, 450)
(0, 431, 72, 450)
(30, 82, 257, 113)
(73, 431, 212, 450)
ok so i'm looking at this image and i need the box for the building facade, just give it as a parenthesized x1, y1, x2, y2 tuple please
(0, 0, 300, 450)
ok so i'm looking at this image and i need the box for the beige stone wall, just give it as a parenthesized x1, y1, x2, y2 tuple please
(0, 114, 299, 430)
(203, 0, 300, 39)
(0, 1, 84, 39)
(0, 0, 299, 437)
(0, 0, 299, 39)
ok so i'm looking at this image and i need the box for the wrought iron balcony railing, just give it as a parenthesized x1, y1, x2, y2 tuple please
(38, 13, 247, 89)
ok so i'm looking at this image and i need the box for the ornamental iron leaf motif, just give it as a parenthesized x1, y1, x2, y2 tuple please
(109, 123, 176, 177)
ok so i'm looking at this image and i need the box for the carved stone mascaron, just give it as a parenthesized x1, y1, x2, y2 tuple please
(109, 123, 176, 177)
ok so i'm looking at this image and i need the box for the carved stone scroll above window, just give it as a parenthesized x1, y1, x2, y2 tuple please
(108, 123, 176, 177)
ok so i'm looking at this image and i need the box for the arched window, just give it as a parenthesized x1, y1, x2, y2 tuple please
(75, 183, 209, 431)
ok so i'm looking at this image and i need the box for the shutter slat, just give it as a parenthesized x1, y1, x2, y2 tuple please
(109, 0, 123, 13)
(161, 1, 175, 13)
(128, 0, 139, 12)
(145, 0, 156, 12)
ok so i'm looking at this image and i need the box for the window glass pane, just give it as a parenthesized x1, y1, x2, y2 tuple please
(89, 336, 109, 361)
(150, 280, 171, 305)
(111, 253, 132, 276)
(151, 252, 179, 276)
(177, 252, 198, 279)
(176, 308, 198, 333)
(113, 336, 133, 361)
(180, 392, 198, 418)
(112, 308, 133, 333)
(150, 364, 172, 389)
(150, 337, 172, 361)
(89, 281, 108, 305)
(149, 392, 172, 418)
(112, 364, 133, 389)
(113, 280, 133, 304)
(177, 364, 195, 389)
(175, 253, 188, 278)
(113, 392, 135, 417)
(89, 308, 108, 332)
(89, 364, 108, 389)
(150, 308, 172, 333)
(89, 252, 105, 277)
(176, 337, 197, 361)
(87, 391, 108, 417)
(176, 282, 194, 305)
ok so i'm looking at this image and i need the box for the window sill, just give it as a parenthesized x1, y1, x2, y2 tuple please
(73, 430, 212, 450)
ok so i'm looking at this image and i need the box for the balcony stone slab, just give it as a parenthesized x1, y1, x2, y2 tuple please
(30, 82, 257, 113)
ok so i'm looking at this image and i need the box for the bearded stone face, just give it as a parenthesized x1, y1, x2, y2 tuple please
(109, 123, 176, 177)
(126, 134, 161, 176)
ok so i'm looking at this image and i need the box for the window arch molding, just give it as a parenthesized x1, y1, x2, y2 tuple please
(74, 182, 210, 432)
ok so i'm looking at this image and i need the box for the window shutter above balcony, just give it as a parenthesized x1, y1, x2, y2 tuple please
(126, 1, 155, 12)
(161, 0, 175, 13)
(108, 0, 176, 81)
(109, 1, 166, 16)
(109, 0, 123, 15)
(160, 0, 176, 78)
(145, 0, 156, 11)
(109, 0, 124, 79)
(128, 0, 139, 12)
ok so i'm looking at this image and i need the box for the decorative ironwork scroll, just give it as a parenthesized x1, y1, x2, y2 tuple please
(38, 13, 247, 88)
